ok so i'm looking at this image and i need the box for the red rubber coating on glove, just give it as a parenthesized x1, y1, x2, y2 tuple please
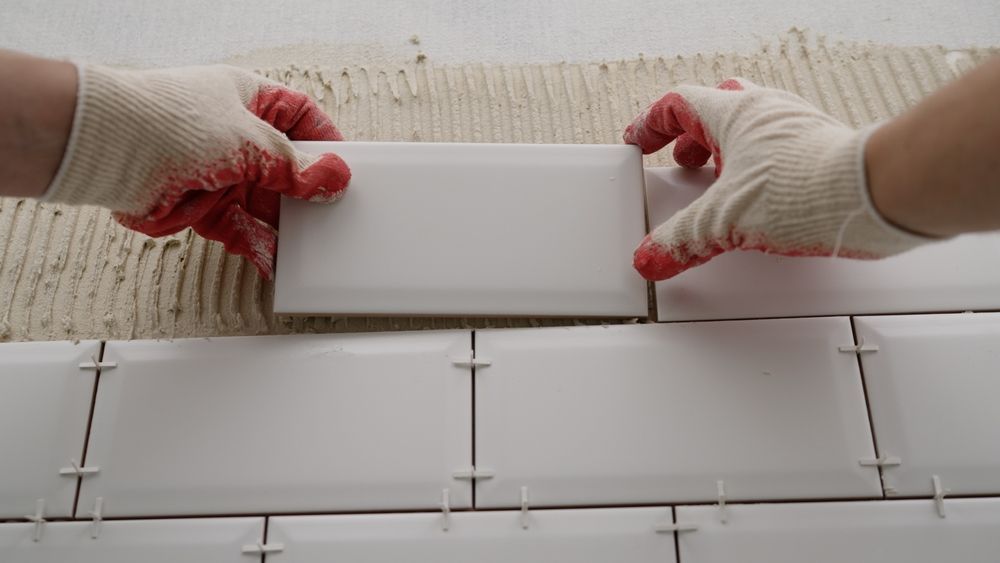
(115, 85, 350, 280)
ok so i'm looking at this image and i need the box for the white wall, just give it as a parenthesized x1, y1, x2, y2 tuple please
(2, 0, 998, 67)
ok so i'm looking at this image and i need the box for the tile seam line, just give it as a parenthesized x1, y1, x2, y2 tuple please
(653, 308, 1000, 325)
(470, 329, 477, 510)
(11, 308, 997, 342)
(71, 339, 105, 518)
(17, 493, 1000, 524)
(849, 315, 888, 500)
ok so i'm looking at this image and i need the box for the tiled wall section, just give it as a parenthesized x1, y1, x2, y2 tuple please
(2, 313, 999, 561)
(647, 167, 1000, 321)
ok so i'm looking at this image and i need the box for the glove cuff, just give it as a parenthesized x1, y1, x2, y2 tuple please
(767, 124, 936, 258)
(40, 62, 86, 204)
(42, 64, 199, 215)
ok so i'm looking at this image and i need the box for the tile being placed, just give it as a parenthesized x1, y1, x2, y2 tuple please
(646, 167, 1000, 321)
(855, 313, 1000, 497)
(274, 141, 647, 318)
(0, 340, 100, 519)
(676, 499, 1000, 563)
(78, 332, 472, 517)
(474, 318, 880, 508)
(268, 507, 675, 563)
(0, 517, 263, 563)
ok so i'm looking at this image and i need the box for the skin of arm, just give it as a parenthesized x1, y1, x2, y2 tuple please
(866, 55, 1000, 237)
(0, 49, 76, 198)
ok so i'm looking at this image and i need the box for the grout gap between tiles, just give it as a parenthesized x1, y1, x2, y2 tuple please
(671, 505, 682, 563)
(71, 339, 105, 518)
(849, 316, 888, 500)
(5, 493, 1000, 525)
(470, 330, 477, 511)
(260, 515, 269, 563)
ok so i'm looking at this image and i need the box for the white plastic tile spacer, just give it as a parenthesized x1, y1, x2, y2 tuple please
(24, 499, 46, 542)
(858, 455, 902, 468)
(716, 480, 728, 524)
(89, 497, 103, 539)
(78, 354, 118, 370)
(440, 488, 451, 532)
(450, 352, 492, 368)
(932, 475, 948, 518)
(838, 337, 879, 354)
(654, 522, 699, 534)
(452, 466, 496, 480)
(241, 542, 285, 555)
(520, 486, 530, 530)
(59, 458, 100, 477)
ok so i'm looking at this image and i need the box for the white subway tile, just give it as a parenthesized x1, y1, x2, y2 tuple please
(275, 142, 648, 317)
(474, 319, 880, 507)
(647, 167, 1000, 321)
(0, 340, 100, 519)
(856, 313, 1000, 496)
(79, 332, 472, 516)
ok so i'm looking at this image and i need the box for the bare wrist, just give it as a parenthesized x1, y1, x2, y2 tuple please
(866, 56, 1000, 239)
(0, 51, 78, 198)
(865, 121, 921, 235)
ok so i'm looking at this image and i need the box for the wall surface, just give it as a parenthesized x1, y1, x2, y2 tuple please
(2, 0, 999, 67)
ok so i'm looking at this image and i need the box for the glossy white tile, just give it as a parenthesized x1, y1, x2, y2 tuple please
(646, 167, 1000, 321)
(0, 517, 263, 563)
(855, 313, 1000, 497)
(268, 507, 675, 563)
(0, 340, 100, 519)
(676, 499, 1000, 562)
(79, 332, 472, 516)
(474, 319, 880, 508)
(275, 141, 648, 317)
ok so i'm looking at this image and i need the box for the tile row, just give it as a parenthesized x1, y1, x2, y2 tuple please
(2, 314, 999, 519)
(5, 500, 1000, 562)
(274, 142, 1000, 319)
(645, 167, 1000, 320)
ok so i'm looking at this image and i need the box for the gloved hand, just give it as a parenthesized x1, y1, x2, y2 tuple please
(624, 78, 933, 281)
(44, 64, 350, 279)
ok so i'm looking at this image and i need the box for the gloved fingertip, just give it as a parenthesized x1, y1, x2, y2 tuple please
(633, 235, 684, 281)
(622, 122, 641, 147)
(672, 134, 712, 169)
(623, 120, 668, 155)
(236, 212, 277, 281)
(250, 253, 276, 281)
(189, 202, 279, 281)
(633, 234, 727, 280)
(717, 78, 745, 91)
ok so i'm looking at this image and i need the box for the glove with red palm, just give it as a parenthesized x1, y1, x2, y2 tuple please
(45, 64, 350, 279)
(624, 78, 932, 280)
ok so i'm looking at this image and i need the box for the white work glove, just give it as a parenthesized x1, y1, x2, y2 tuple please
(624, 78, 934, 280)
(44, 64, 351, 279)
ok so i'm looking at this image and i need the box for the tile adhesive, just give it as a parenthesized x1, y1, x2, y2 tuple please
(0, 31, 996, 341)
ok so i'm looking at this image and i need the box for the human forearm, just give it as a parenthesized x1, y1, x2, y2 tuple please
(867, 56, 1000, 237)
(1, 51, 350, 279)
(0, 49, 77, 198)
